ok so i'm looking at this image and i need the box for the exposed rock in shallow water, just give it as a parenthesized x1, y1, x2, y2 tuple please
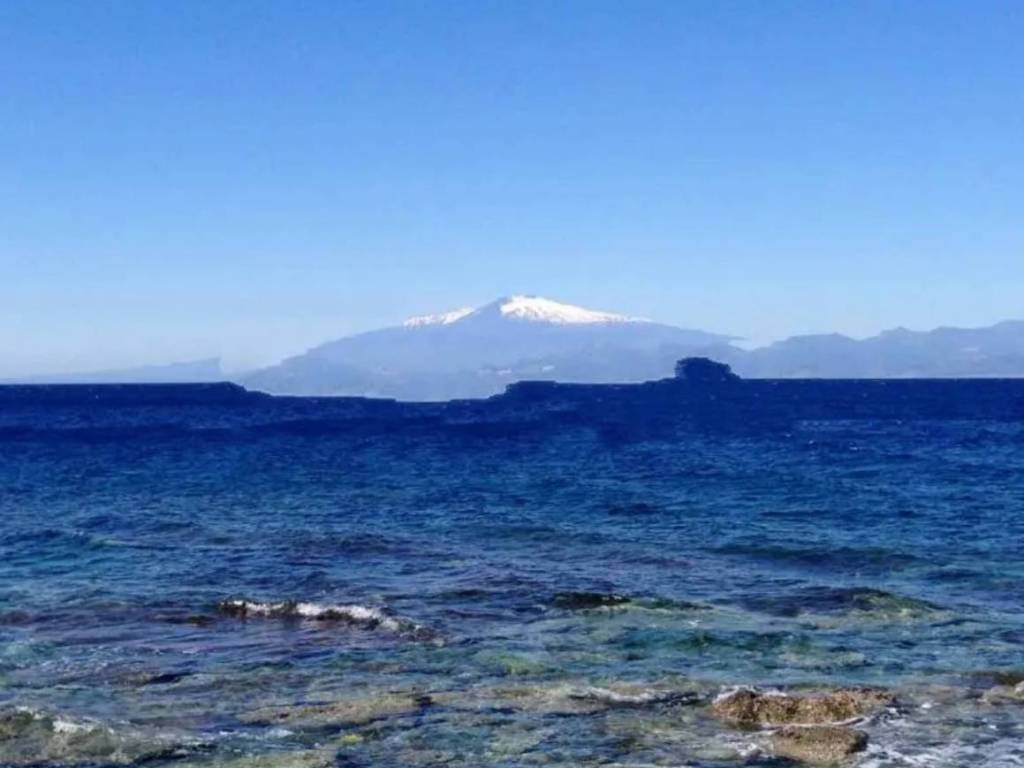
(241, 692, 432, 726)
(769, 725, 868, 764)
(712, 687, 893, 727)
(216, 599, 437, 641)
(0, 706, 179, 765)
(0, 708, 121, 763)
(981, 681, 1024, 705)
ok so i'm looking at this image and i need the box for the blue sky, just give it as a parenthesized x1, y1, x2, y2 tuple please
(2, 1, 1022, 374)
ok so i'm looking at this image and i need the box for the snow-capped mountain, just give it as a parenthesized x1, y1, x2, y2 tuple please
(21, 298, 1024, 392)
(404, 296, 645, 327)
(402, 307, 475, 327)
(242, 296, 730, 399)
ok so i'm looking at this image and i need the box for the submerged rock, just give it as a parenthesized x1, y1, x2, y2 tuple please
(121, 670, 190, 687)
(157, 613, 218, 627)
(473, 650, 552, 676)
(551, 592, 631, 610)
(241, 692, 432, 726)
(737, 586, 943, 623)
(203, 749, 335, 768)
(550, 591, 707, 614)
(769, 725, 868, 764)
(971, 669, 1024, 688)
(440, 680, 703, 716)
(712, 687, 893, 727)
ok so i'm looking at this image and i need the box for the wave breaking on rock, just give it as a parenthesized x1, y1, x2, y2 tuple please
(217, 599, 435, 640)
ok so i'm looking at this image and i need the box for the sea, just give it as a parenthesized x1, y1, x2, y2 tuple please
(1, 385, 1023, 767)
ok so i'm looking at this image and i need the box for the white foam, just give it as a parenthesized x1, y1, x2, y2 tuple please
(219, 599, 426, 637)
(13, 707, 97, 735)
(571, 686, 667, 705)
(712, 684, 781, 704)
(860, 738, 1024, 767)
(291, 602, 400, 631)
(51, 717, 94, 735)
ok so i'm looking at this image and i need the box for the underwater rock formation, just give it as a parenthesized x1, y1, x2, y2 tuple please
(769, 724, 869, 764)
(0, 706, 180, 766)
(241, 692, 433, 726)
(437, 680, 705, 717)
(551, 591, 631, 609)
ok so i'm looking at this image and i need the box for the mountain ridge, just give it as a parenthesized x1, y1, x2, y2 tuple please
(9, 298, 1024, 397)
(242, 296, 1024, 399)
(243, 295, 728, 399)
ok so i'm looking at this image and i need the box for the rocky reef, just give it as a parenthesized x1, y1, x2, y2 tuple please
(711, 686, 895, 727)
(6, 676, 1024, 766)
(241, 692, 434, 727)
(710, 686, 896, 763)
(982, 680, 1024, 705)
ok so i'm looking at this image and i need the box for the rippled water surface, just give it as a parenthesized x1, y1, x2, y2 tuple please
(1, 395, 1023, 766)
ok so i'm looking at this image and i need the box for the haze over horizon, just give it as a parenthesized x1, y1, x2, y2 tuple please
(3, 2, 1022, 377)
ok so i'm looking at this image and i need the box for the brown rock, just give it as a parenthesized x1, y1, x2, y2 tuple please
(770, 725, 868, 764)
(712, 687, 892, 727)
(215, 750, 336, 768)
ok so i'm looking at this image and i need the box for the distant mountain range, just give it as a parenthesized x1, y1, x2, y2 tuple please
(10, 297, 1024, 399)
(242, 296, 730, 400)
(241, 296, 1024, 399)
(718, 321, 1024, 379)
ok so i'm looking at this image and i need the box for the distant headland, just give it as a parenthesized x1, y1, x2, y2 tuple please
(3, 359, 1023, 438)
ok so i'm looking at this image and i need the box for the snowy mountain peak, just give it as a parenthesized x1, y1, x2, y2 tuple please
(402, 307, 475, 327)
(248, 298, 730, 398)
(402, 296, 645, 328)
(497, 295, 644, 324)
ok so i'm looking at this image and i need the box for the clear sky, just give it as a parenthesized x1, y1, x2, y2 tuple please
(2, 1, 1022, 375)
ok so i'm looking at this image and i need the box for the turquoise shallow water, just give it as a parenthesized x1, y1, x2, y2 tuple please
(1, 392, 1023, 766)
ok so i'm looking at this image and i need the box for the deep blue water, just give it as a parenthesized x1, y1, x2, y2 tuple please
(1, 390, 1023, 766)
